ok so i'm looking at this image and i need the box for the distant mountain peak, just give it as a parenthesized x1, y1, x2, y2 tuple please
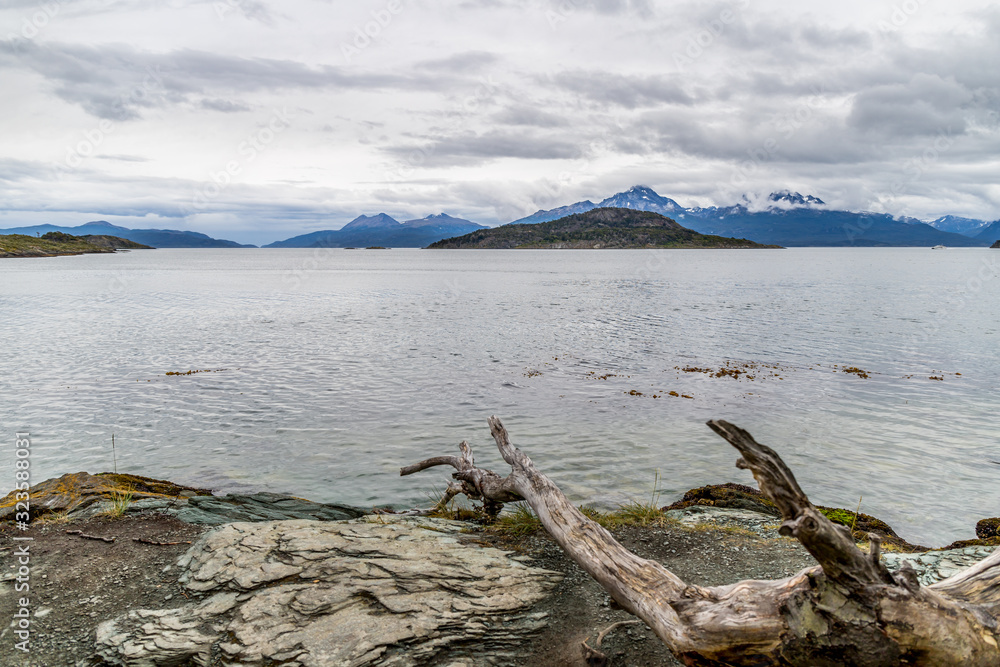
(928, 214, 991, 237)
(597, 185, 683, 213)
(403, 213, 485, 229)
(340, 213, 401, 231)
(766, 191, 826, 208)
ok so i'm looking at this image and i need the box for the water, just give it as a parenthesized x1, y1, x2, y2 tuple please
(1, 248, 997, 546)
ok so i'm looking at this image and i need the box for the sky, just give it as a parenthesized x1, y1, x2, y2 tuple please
(1, 0, 998, 245)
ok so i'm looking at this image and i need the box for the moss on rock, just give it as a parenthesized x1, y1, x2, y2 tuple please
(661, 482, 779, 517)
(976, 517, 1000, 539)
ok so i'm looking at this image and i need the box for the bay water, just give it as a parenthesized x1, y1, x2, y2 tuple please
(1, 247, 997, 546)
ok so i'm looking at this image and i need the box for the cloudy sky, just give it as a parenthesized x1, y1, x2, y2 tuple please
(1, 0, 998, 245)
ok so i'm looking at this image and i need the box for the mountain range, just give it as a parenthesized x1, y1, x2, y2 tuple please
(5, 187, 997, 249)
(506, 186, 1000, 248)
(265, 213, 486, 248)
(0, 221, 252, 248)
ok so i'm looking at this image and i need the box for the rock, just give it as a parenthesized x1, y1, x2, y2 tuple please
(664, 504, 781, 537)
(164, 492, 365, 525)
(1, 473, 367, 525)
(991, 239, 1000, 248)
(881, 545, 999, 586)
(663, 483, 927, 551)
(661, 482, 780, 517)
(93, 516, 562, 666)
(976, 517, 1000, 539)
(0, 472, 212, 521)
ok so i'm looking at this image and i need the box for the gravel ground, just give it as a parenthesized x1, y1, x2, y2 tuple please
(0, 515, 209, 666)
(1, 509, 817, 667)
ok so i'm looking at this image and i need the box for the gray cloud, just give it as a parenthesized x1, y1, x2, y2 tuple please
(548, 71, 693, 109)
(0, 0, 998, 238)
(491, 105, 569, 127)
(0, 40, 470, 120)
(200, 98, 252, 113)
(387, 131, 585, 166)
(416, 51, 499, 73)
(848, 75, 971, 138)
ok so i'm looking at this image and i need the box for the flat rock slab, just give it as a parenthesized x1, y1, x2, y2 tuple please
(127, 492, 366, 524)
(93, 516, 562, 666)
(664, 504, 784, 537)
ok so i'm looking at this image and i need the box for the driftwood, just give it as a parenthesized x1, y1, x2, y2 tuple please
(401, 416, 1000, 666)
(582, 620, 642, 666)
(132, 537, 192, 546)
(65, 529, 116, 543)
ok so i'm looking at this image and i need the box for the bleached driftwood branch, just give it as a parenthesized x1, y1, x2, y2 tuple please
(401, 416, 1000, 666)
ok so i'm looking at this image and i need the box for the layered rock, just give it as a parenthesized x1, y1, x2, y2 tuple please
(0, 472, 212, 521)
(93, 516, 562, 666)
(127, 491, 365, 524)
(0, 472, 365, 524)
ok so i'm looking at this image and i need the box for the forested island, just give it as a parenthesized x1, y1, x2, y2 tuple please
(426, 207, 783, 249)
(0, 232, 152, 258)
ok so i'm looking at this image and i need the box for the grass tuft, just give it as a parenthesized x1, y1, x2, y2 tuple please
(104, 483, 136, 519)
(488, 502, 542, 537)
(37, 511, 72, 525)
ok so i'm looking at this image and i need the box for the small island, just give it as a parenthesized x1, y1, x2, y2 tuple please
(426, 207, 783, 249)
(0, 231, 153, 258)
(992, 239, 1000, 248)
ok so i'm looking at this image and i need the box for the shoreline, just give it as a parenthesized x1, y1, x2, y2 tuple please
(4, 471, 998, 552)
(2, 472, 997, 666)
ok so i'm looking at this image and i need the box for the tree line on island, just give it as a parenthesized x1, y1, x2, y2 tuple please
(0, 231, 152, 258)
(427, 207, 782, 249)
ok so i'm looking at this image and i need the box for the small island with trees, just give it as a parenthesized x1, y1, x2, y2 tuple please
(0, 231, 153, 258)
(426, 207, 783, 249)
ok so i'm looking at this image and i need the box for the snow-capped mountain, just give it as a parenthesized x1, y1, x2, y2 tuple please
(505, 185, 993, 247)
(928, 215, 991, 237)
(596, 185, 684, 214)
(766, 191, 826, 209)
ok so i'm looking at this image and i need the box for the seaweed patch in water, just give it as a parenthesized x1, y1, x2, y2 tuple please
(165, 368, 228, 376)
(675, 361, 785, 381)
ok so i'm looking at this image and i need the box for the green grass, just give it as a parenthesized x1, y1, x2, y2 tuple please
(104, 483, 136, 519)
(484, 471, 677, 537)
(489, 502, 542, 537)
